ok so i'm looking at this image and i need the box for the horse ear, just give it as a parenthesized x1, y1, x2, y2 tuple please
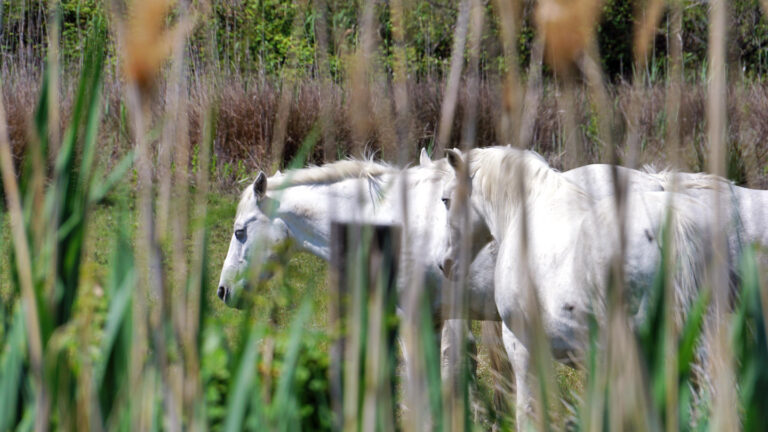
(253, 171, 267, 198)
(446, 148, 464, 171)
(419, 148, 432, 166)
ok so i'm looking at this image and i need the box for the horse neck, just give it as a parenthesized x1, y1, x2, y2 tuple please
(267, 176, 397, 260)
(737, 187, 768, 247)
(475, 161, 591, 242)
(265, 183, 342, 261)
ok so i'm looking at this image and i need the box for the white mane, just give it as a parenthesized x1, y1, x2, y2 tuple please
(465, 147, 590, 231)
(643, 164, 733, 192)
(236, 157, 396, 218)
(268, 157, 396, 190)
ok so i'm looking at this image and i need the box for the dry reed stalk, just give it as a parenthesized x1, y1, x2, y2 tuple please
(486, 4, 524, 415)
(0, 77, 48, 432)
(442, 2, 485, 430)
(390, 0, 413, 165)
(706, 0, 739, 429)
(117, 0, 194, 429)
(435, 0, 470, 154)
(165, 3, 207, 426)
(388, 1, 431, 426)
(169, 60, 190, 347)
(560, 81, 584, 168)
(633, 0, 665, 74)
(494, 0, 523, 147)
(665, 0, 683, 166)
(518, 34, 544, 149)
(663, 7, 684, 429)
(370, 79, 399, 161)
(347, 0, 377, 157)
(126, 81, 169, 429)
(625, 0, 663, 169)
(535, 0, 601, 167)
(269, 1, 308, 172)
(184, 104, 213, 432)
(510, 162, 561, 430)
(460, 0, 484, 153)
(605, 309, 652, 431)
(578, 41, 613, 162)
(46, 0, 60, 162)
(313, 0, 336, 162)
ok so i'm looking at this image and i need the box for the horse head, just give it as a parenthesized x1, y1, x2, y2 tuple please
(438, 148, 493, 280)
(217, 171, 290, 308)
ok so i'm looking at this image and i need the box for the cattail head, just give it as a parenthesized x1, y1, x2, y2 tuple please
(122, 0, 178, 94)
(535, 0, 602, 76)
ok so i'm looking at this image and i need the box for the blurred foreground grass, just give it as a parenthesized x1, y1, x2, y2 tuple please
(0, 176, 584, 429)
(1, 185, 329, 335)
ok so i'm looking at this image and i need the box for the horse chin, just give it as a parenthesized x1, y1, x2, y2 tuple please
(225, 270, 276, 310)
(224, 282, 252, 310)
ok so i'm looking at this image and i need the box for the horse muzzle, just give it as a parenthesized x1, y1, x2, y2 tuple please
(439, 258, 456, 280)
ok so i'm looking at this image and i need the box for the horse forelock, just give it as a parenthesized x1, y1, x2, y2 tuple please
(236, 185, 258, 219)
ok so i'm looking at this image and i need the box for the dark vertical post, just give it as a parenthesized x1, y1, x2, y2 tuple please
(328, 222, 400, 430)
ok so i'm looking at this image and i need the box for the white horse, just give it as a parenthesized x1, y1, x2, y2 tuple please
(647, 168, 768, 254)
(417, 154, 672, 322)
(215, 155, 490, 319)
(437, 146, 730, 426)
(215, 154, 510, 408)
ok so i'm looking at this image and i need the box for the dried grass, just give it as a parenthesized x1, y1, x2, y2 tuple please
(4, 69, 768, 188)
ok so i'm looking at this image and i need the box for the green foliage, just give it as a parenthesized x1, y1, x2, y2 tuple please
(5, 0, 768, 82)
(60, 0, 103, 62)
(0, 307, 25, 432)
(598, 0, 635, 79)
(210, 0, 316, 75)
(731, 246, 768, 432)
(1, 15, 133, 430)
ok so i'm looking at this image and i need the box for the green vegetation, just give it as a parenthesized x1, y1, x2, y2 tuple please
(5, 0, 768, 80)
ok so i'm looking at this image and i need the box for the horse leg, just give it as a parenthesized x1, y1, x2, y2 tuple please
(501, 322, 533, 429)
(482, 321, 515, 419)
(440, 319, 477, 387)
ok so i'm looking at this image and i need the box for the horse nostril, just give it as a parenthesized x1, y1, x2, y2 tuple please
(441, 259, 454, 278)
(217, 286, 226, 300)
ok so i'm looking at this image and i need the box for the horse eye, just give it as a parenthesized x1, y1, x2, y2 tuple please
(441, 198, 451, 209)
(235, 229, 246, 242)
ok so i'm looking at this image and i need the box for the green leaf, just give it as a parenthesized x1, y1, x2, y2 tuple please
(0, 307, 26, 431)
(224, 324, 265, 432)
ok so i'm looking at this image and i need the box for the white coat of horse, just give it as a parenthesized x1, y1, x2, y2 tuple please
(215, 154, 506, 410)
(437, 146, 727, 426)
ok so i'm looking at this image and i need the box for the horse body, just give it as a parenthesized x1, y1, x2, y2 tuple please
(737, 187, 768, 249)
(564, 163, 664, 199)
(439, 146, 722, 425)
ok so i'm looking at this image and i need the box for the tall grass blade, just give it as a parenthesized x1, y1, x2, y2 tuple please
(0, 306, 25, 431)
(732, 246, 768, 432)
(95, 215, 135, 426)
(272, 300, 313, 431)
(224, 323, 265, 432)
